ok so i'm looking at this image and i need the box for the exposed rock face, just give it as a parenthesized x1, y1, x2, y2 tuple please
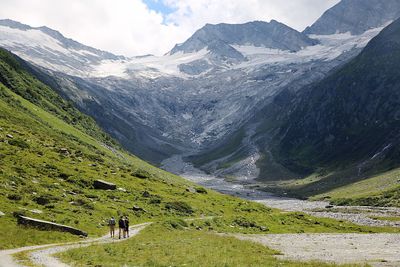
(0, 19, 124, 76)
(171, 20, 318, 55)
(269, 18, 400, 175)
(17, 215, 88, 236)
(93, 180, 116, 190)
(304, 0, 400, 35)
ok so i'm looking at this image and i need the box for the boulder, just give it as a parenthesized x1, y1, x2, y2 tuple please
(132, 205, 147, 213)
(142, 191, 151, 197)
(29, 209, 43, 214)
(59, 148, 69, 155)
(186, 187, 196, 193)
(93, 180, 116, 190)
(17, 215, 87, 236)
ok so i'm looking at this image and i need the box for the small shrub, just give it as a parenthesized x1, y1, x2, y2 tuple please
(233, 217, 259, 228)
(7, 194, 22, 201)
(131, 169, 152, 179)
(59, 172, 72, 179)
(164, 218, 188, 230)
(8, 138, 29, 149)
(195, 187, 208, 194)
(13, 210, 26, 218)
(165, 201, 194, 214)
(149, 195, 162, 205)
(33, 194, 60, 205)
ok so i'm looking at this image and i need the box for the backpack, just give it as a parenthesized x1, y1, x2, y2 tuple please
(109, 218, 116, 226)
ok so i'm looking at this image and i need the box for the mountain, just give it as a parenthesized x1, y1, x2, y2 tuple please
(0, 0, 395, 182)
(274, 17, 400, 175)
(304, 0, 400, 35)
(0, 19, 124, 76)
(0, 15, 377, 166)
(171, 20, 318, 60)
(230, 17, 400, 206)
(1, 48, 359, 254)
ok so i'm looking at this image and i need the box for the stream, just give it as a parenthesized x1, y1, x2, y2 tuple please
(162, 155, 400, 227)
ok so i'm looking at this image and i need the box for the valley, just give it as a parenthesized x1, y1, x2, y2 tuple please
(1, 0, 400, 266)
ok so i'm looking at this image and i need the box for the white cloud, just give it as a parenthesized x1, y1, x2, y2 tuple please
(0, 0, 340, 56)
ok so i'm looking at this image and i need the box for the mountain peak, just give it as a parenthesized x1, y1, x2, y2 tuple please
(170, 20, 318, 56)
(304, 0, 400, 35)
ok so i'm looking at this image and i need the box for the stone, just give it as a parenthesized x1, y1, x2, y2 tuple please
(0, 211, 4, 216)
(93, 180, 116, 190)
(186, 187, 196, 193)
(59, 148, 69, 155)
(17, 215, 87, 236)
(142, 191, 151, 197)
(29, 209, 43, 214)
(132, 205, 147, 212)
(6, 134, 13, 139)
(117, 187, 127, 192)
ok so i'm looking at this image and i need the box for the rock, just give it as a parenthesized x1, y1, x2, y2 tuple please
(132, 205, 147, 212)
(186, 187, 196, 193)
(93, 180, 116, 190)
(6, 134, 13, 139)
(195, 187, 208, 194)
(17, 215, 87, 236)
(59, 148, 69, 155)
(29, 209, 43, 214)
(117, 187, 127, 192)
(0, 211, 4, 216)
(142, 191, 151, 197)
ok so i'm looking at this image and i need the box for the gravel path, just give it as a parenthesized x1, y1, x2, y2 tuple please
(231, 233, 400, 267)
(0, 223, 150, 267)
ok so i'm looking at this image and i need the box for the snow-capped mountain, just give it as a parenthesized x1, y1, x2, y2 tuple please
(169, 20, 318, 62)
(0, 0, 399, 180)
(0, 19, 124, 76)
(304, 0, 400, 35)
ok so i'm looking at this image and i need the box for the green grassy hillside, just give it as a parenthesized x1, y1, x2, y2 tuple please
(1, 48, 398, 267)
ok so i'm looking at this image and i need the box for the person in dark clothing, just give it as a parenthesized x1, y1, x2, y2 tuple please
(108, 217, 116, 238)
(124, 216, 130, 237)
(118, 216, 126, 239)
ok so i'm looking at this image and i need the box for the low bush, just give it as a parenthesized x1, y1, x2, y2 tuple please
(165, 201, 194, 214)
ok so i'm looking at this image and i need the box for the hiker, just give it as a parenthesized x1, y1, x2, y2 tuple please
(124, 216, 130, 237)
(108, 216, 116, 238)
(118, 216, 126, 239)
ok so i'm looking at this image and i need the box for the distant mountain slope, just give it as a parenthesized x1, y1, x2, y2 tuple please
(0, 0, 391, 177)
(273, 18, 400, 174)
(0, 48, 356, 251)
(0, 48, 117, 147)
(304, 0, 400, 35)
(0, 19, 124, 76)
(171, 20, 318, 60)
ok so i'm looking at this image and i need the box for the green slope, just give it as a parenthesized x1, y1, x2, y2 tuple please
(0, 48, 396, 256)
(247, 19, 400, 205)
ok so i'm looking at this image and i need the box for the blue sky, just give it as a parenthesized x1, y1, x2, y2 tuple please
(144, 0, 177, 23)
(144, 0, 175, 15)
